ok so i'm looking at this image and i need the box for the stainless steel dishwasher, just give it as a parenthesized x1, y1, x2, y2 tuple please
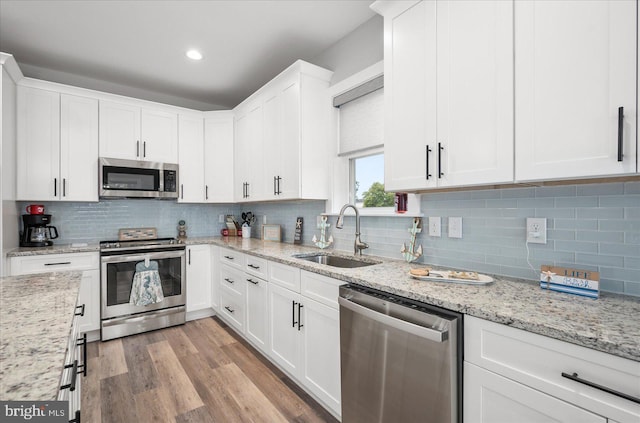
(339, 284, 462, 423)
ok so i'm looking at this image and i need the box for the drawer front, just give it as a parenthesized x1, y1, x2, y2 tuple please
(219, 265, 246, 296)
(220, 285, 245, 332)
(268, 261, 301, 292)
(245, 255, 268, 279)
(465, 316, 640, 423)
(10, 252, 99, 275)
(219, 248, 245, 270)
(300, 270, 344, 309)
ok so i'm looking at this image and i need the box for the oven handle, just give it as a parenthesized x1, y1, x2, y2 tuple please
(100, 250, 185, 264)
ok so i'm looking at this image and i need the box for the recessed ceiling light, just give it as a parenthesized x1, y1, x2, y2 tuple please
(186, 49, 203, 61)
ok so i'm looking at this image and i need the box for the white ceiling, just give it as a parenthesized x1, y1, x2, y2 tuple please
(0, 0, 376, 110)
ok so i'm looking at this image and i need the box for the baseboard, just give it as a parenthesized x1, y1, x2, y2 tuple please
(186, 308, 215, 321)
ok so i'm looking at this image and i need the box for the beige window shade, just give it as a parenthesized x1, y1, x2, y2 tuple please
(338, 87, 384, 156)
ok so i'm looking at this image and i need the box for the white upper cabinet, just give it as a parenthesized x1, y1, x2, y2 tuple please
(99, 100, 178, 163)
(374, 0, 514, 191)
(204, 111, 234, 203)
(234, 60, 333, 202)
(178, 113, 205, 202)
(17, 86, 98, 201)
(514, 0, 637, 181)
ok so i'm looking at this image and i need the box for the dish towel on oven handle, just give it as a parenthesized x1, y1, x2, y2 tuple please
(130, 260, 165, 306)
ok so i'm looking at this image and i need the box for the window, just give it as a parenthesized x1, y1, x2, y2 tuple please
(351, 153, 394, 209)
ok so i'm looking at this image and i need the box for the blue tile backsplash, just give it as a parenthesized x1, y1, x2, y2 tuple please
(18, 181, 639, 296)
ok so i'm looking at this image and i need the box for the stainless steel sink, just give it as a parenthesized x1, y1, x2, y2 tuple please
(293, 253, 380, 268)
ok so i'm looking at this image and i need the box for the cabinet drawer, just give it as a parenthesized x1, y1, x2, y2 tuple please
(219, 248, 245, 269)
(269, 261, 300, 292)
(301, 270, 344, 309)
(245, 255, 268, 279)
(219, 265, 246, 296)
(220, 285, 245, 332)
(10, 252, 99, 276)
(465, 316, 640, 423)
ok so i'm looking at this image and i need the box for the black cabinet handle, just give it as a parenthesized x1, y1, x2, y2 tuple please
(224, 306, 235, 314)
(561, 372, 640, 404)
(143, 141, 146, 158)
(247, 264, 260, 270)
(275, 176, 282, 195)
(54, 178, 57, 197)
(181, 184, 184, 200)
(63, 178, 66, 197)
(292, 301, 297, 327)
(60, 360, 78, 392)
(224, 277, 234, 284)
(426, 145, 432, 180)
(297, 303, 304, 331)
(223, 255, 234, 260)
(205, 185, 209, 200)
(438, 142, 444, 178)
(77, 333, 87, 377)
(247, 278, 259, 285)
(618, 106, 624, 162)
(69, 410, 81, 423)
(136, 140, 140, 157)
(245, 182, 250, 198)
(75, 304, 85, 317)
(188, 249, 191, 265)
(274, 176, 277, 195)
(45, 261, 71, 266)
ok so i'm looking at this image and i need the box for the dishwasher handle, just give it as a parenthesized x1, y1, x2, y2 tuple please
(339, 296, 448, 343)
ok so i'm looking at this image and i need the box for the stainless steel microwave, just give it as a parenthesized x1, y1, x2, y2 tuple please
(99, 158, 178, 199)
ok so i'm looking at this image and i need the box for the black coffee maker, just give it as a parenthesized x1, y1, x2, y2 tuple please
(20, 214, 59, 247)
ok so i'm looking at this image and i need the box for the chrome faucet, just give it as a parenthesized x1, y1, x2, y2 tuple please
(336, 204, 369, 255)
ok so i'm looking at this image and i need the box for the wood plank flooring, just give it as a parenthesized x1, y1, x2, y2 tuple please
(82, 317, 339, 423)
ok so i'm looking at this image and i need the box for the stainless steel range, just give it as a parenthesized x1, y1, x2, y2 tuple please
(100, 236, 186, 340)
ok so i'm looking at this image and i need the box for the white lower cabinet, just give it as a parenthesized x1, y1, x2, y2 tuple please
(185, 245, 212, 318)
(464, 316, 640, 423)
(9, 252, 100, 338)
(245, 273, 269, 354)
(218, 262, 246, 333)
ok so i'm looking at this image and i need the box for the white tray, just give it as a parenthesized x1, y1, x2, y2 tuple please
(409, 270, 494, 285)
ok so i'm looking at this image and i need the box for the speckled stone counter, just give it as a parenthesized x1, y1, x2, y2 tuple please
(6, 243, 100, 257)
(0, 271, 82, 400)
(188, 236, 640, 362)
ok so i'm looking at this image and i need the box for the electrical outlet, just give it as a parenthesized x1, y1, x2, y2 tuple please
(218, 214, 224, 223)
(428, 217, 441, 237)
(526, 217, 547, 244)
(448, 217, 462, 238)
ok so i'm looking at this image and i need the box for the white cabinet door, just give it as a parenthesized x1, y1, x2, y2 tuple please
(234, 104, 264, 201)
(141, 108, 178, 163)
(60, 94, 99, 202)
(464, 362, 606, 423)
(262, 92, 281, 198)
(245, 276, 269, 353)
(178, 114, 205, 202)
(17, 86, 60, 201)
(204, 112, 234, 203)
(99, 101, 140, 160)
(277, 81, 301, 199)
(77, 269, 100, 333)
(186, 245, 212, 313)
(268, 283, 301, 376)
(436, 0, 513, 187)
(515, 0, 637, 181)
(300, 297, 341, 417)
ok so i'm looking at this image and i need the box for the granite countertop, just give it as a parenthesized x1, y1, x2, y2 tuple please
(188, 236, 640, 362)
(0, 271, 82, 400)
(7, 243, 100, 257)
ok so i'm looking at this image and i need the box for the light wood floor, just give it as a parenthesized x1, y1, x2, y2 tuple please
(82, 317, 339, 423)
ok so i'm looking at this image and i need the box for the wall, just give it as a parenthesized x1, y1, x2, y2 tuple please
(330, 181, 640, 297)
(311, 16, 383, 85)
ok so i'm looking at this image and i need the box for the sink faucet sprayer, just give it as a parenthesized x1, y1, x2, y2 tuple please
(336, 204, 369, 255)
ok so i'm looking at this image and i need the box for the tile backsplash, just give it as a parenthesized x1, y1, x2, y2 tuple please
(17, 181, 639, 296)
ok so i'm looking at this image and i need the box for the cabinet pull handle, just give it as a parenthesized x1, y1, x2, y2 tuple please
(425, 145, 432, 180)
(247, 264, 260, 270)
(297, 303, 304, 331)
(77, 333, 87, 377)
(292, 300, 297, 327)
(438, 142, 444, 178)
(54, 178, 57, 197)
(617, 106, 624, 162)
(136, 140, 140, 157)
(223, 255, 234, 260)
(274, 176, 277, 195)
(224, 306, 235, 314)
(561, 372, 640, 404)
(60, 360, 78, 392)
(188, 249, 191, 265)
(75, 304, 85, 317)
(143, 141, 146, 158)
(45, 261, 72, 266)
(69, 410, 81, 423)
(63, 178, 66, 197)
(247, 278, 259, 285)
(205, 185, 209, 200)
(224, 277, 234, 284)
(246, 182, 250, 198)
(181, 184, 184, 200)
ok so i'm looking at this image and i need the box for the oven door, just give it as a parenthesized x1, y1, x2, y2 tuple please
(101, 249, 185, 319)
